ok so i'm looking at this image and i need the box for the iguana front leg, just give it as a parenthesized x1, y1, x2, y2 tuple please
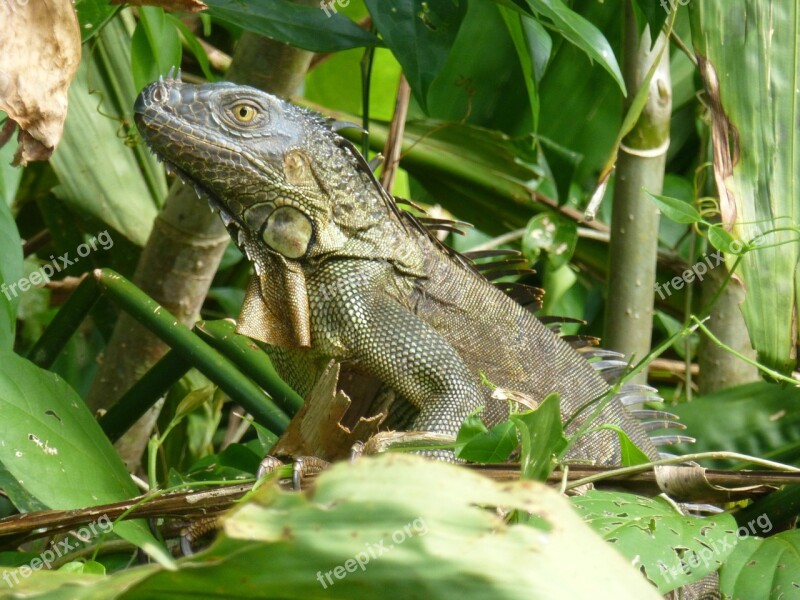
(310, 260, 483, 440)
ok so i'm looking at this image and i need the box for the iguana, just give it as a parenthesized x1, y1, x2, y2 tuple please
(133, 75, 674, 465)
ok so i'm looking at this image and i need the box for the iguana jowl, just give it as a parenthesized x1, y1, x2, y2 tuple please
(133, 76, 664, 464)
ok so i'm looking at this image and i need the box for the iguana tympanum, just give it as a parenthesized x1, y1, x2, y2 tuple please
(133, 75, 667, 465)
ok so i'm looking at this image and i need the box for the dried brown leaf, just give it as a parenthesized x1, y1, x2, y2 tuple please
(0, 0, 81, 166)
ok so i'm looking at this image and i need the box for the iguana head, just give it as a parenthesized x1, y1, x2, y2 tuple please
(134, 75, 424, 348)
(134, 75, 393, 262)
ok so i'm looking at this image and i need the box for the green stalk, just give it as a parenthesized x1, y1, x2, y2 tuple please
(603, 3, 672, 384)
(27, 276, 101, 369)
(99, 350, 191, 442)
(94, 269, 289, 434)
(195, 319, 303, 415)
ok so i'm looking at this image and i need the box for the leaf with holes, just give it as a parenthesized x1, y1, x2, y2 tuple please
(572, 490, 738, 594)
(0, 351, 169, 563)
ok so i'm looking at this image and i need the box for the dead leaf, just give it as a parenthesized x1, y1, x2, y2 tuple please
(111, 0, 208, 12)
(0, 0, 81, 166)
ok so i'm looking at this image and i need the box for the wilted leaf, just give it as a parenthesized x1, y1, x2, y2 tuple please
(0, 0, 81, 165)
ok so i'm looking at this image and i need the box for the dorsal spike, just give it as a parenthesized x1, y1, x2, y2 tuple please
(650, 434, 695, 446)
(640, 420, 687, 432)
(368, 155, 384, 172)
(579, 348, 625, 360)
(462, 249, 522, 261)
(329, 120, 366, 133)
(629, 409, 679, 421)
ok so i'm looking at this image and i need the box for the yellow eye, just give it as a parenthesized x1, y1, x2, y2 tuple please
(232, 104, 258, 123)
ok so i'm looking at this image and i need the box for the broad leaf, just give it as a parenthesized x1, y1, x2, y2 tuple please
(720, 529, 800, 598)
(74, 0, 119, 42)
(457, 419, 518, 463)
(205, 0, 381, 53)
(8, 455, 661, 599)
(0, 200, 22, 352)
(511, 393, 567, 480)
(366, 0, 467, 112)
(0, 351, 168, 562)
(573, 490, 738, 594)
(130, 6, 183, 92)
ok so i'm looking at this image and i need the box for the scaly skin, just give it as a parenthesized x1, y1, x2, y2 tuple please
(134, 78, 659, 464)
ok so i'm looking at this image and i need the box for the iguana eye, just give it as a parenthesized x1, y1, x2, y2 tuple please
(232, 104, 258, 123)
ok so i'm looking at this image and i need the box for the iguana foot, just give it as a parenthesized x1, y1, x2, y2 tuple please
(256, 454, 330, 490)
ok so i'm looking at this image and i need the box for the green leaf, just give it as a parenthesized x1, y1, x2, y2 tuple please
(707, 224, 739, 254)
(597, 424, 651, 466)
(166, 14, 217, 83)
(131, 7, 183, 93)
(0, 351, 169, 563)
(720, 529, 800, 598)
(74, 0, 118, 42)
(457, 420, 518, 463)
(304, 47, 402, 121)
(522, 212, 578, 269)
(510, 393, 567, 480)
(631, 0, 669, 42)
(365, 0, 467, 112)
(175, 384, 216, 420)
(205, 0, 381, 53)
(536, 0, 623, 184)
(0, 135, 22, 207)
(425, 1, 531, 134)
(573, 490, 738, 594)
(646, 191, 702, 224)
(0, 200, 22, 352)
(16, 455, 661, 598)
(523, 0, 625, 94)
